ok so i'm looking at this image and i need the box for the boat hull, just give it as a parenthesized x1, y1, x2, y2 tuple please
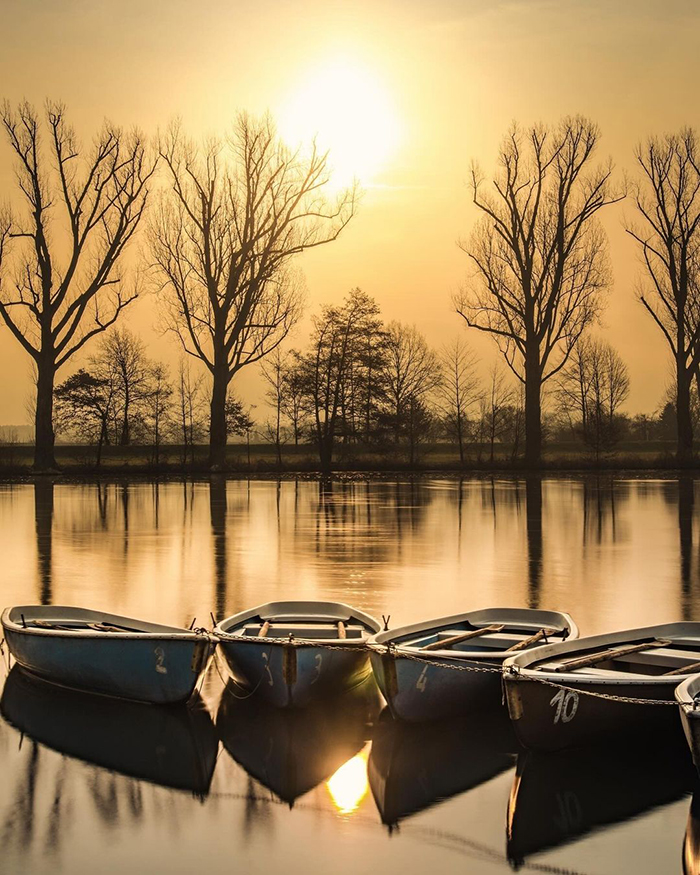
(504, 673, 681, 751)
(369, 649, 503, 721)
(3, 622, 215, 705)
(218, 638, 374, 708)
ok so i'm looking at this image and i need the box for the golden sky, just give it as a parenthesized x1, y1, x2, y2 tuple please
(1, 0, 700, 422)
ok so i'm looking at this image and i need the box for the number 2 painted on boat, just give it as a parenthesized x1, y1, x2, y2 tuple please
(416, 665, 429, 692)
(154, 646, 168, 675)
(550, 688, 578, 724)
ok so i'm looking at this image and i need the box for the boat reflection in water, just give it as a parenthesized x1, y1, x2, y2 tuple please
(507, 729, 698, 869)
(0, 665, 219, 797)
(368, 706, 519, 827)
(216, 676, 381, 807)
(685, 792, 700, 874)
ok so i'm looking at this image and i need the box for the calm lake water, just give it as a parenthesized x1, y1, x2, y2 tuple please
(1, 475, 700, 875)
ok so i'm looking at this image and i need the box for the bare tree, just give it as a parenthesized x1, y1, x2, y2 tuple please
(556, 335, 630, 458)
(437, 338, 481, 464)
(260, 347, 289, 466)
(279, 354, 307, 446)
(150, 114, 357, 470)
(0, 101, 155, 470)
(172, 358, 206, 466)
(382, 321, 442, 443)
(627, 130, 700, 461)
(456, 117, 621, 467)
(143, 363, 172, 465)
(90, 327, 153, 445)
(295, 290, 375, 471)
(479, 366, 515, 464)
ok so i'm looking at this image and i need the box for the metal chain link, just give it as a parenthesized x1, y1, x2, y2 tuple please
(213, 635, 686, 706)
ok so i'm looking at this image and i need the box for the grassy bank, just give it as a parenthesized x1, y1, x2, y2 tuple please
(0, 440, 696, 476)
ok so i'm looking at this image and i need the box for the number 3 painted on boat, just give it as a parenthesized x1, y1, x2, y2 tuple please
(262, 651, 274, 686)
(550, 688, 578, 724)
(154, 646, 168, 675)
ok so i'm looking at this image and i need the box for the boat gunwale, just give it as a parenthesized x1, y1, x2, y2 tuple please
(1, 606, 206, 642)
(675, 673, 700, 711)
(214, 600, 380, 645)
(504, 622, 700, 686)
(367, 608, 578, 661)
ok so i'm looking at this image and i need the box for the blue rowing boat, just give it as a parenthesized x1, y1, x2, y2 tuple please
(368, 608, 578, 722)
(1, 605, 217, 704)
(214, 601, 381, 708)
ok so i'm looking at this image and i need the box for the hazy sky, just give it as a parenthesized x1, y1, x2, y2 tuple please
(2, 0, 700, 422)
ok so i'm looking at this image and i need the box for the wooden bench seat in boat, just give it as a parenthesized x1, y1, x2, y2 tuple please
(541, 646, 700, 675)
(409, 631, 558, 651)
(241, 622, 366, 639)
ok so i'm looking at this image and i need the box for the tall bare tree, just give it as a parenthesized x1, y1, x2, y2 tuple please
(437, 338, 481, 464)
(382, 321, 441, 440)
(456, 117, 621, 466)
(0, 101, 154, 470)
(627, 130, 700, 461)
(150, 114, 357, 470)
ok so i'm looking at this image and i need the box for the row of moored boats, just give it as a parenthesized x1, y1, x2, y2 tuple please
(4, 601, 700, 760)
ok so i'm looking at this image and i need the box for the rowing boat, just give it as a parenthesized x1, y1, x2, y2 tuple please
(367, 608, 578, 722)
(1, 665, 219, 796)
(214, 601, 381, 708)
(503, 622, 700, 751)
(676, 673, 700, 771)
(1, 605, 216, 704)
(368, 706, 518, 827)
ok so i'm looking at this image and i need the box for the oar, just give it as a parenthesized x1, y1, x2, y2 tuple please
(259, 621, 271, 637)
(337, 621, 346, 639)
(663, 659, 700, 676)
(505, 628, 556, 653)
(551, 639, 672, 673)
(422, 623, 505, 651)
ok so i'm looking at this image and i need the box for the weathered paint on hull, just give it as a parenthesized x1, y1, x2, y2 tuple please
(5, 627, 215, 705)
(218, 638, 374, 708)
(1, 665, 218, 794)
(369, 650, 503, 722)
(504, 675, 682, 751)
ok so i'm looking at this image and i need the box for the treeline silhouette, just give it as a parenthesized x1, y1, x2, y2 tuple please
(0, 105, 699, 471)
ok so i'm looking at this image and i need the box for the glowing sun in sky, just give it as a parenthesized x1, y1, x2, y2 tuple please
(278, 57, 402, 188)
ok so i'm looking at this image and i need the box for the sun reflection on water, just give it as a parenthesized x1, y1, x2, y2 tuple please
(326, 750, 369, 814)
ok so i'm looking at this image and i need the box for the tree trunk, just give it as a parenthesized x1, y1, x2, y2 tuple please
(34, 357, 57, 471)
(524, 352, 542, 468)
(677, 360, 693, 463)
(318, 432, 334, 473)
(209, 365, 228, 470)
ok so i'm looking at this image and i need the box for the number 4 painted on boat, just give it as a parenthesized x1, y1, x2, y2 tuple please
(550, 688, 579, 724)
(416, 664, 428, 692)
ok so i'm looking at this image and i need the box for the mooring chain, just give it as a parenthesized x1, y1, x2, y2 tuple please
(214, 635, 683, 707)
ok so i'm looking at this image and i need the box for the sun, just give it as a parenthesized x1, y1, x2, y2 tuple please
(277, 57, 402, 189)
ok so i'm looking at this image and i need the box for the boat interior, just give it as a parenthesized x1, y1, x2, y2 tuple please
(532, 636, 700, 678)
(401, 621, 570, 655)
(237, 615, 372, 641)
(6, 607, 189, 635)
